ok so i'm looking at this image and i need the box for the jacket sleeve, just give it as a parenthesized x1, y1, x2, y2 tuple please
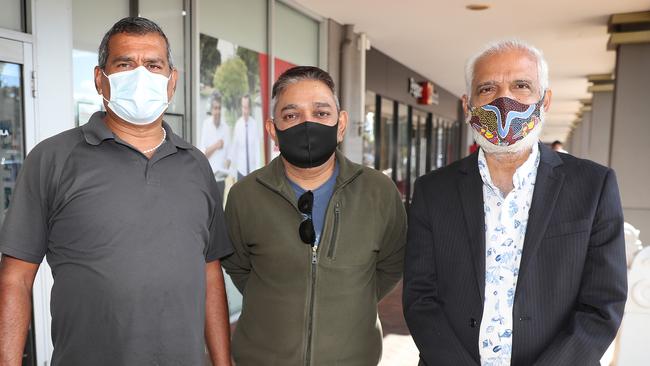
(221, 189, 251, 293)
(532, 169, 627, 365)
(403, 178, 480, 366)
(376, 185, 407, 300)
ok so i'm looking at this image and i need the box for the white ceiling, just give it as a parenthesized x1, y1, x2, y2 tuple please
(293, 0, 649, 142)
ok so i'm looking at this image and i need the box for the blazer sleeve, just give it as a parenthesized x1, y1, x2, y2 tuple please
(403, 178, 480, 366)
(533, 169, 627, 365)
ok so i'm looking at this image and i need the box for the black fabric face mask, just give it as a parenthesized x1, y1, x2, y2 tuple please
(274, 121, 338, 168)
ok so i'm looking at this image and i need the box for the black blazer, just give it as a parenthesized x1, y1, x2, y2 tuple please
(403, 143, 627, 366)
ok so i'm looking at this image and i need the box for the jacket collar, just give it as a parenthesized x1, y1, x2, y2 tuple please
(82, 111, 193, 150)
(457, 141, 564, 303)
(256, 149, 363, 204)
(458, 142, 562, 174)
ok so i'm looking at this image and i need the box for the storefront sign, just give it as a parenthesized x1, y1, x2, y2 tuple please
(408, 77, 439, 105)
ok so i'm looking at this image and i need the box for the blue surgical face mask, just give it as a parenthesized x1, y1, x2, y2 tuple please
(102, 66, 171, 125)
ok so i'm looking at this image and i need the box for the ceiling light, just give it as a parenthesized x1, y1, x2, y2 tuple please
(466, 4, 490, 11)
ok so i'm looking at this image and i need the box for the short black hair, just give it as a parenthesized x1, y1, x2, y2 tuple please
(551, 140, 563, 147)
(271, 66, 339, 116)
(98, 17, 173, 69)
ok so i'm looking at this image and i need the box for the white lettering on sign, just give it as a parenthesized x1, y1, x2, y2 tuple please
(408, 77, 423, 99)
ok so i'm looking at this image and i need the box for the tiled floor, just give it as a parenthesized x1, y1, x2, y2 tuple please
(378, 280, 420, 366)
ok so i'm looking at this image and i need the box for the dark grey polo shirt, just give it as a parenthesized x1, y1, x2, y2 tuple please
(0, 112, 232, 366)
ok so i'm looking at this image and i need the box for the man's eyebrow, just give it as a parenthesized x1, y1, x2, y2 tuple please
(111, 56, 135, 63)
(144, 57, 166, 64)
(314, 102, 332, 108)
(280, 104, 299, 113)
(475, 80, 497, 89)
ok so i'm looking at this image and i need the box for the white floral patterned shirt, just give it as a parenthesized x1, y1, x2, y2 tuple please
(477, 143, 540, 366)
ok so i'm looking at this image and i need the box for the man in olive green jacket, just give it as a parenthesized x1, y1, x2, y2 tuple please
(222, 66, 407, 366)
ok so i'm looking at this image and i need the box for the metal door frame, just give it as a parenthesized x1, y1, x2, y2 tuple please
(0, 29, 52, 365)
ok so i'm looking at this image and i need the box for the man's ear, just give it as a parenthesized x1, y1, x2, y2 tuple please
(336, 111, 348, 144)
(461, 94, 470, 122)
(542, 89, 552, 112)
(167, 68, 178, 100)
(265, 118, 278, 147)
(94, 66, 104, 96)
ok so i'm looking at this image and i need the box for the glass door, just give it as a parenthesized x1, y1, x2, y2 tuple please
(0, 61, 25, 223)
(0, 35, 36, 366)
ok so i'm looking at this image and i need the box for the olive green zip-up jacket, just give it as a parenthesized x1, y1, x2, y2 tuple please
(223, 150, 407, 366)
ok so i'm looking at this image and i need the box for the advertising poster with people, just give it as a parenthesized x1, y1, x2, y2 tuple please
(199, 34, 266, 199)
(199, 34, 297, 321)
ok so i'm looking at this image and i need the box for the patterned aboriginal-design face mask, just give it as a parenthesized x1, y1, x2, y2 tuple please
(468, 93, 545, 146)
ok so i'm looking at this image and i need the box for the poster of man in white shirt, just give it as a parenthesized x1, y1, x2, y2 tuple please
(228, 94, 261, 180)
(199, 91, 230, 198)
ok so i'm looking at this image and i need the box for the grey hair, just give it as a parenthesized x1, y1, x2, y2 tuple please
(465, 39, 548, 102)
(98, 17, 174, 69)
(271, 66, 340, 118)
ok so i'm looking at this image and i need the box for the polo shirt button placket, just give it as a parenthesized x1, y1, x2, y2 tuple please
(145, 160, 160, 186)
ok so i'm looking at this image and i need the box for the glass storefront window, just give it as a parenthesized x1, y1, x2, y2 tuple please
(140, 0, 187, 119)
(0, 0, 26, 32)
(198, 0, 270, 321)
(433, 117, 446, 169)
(411, 109, 428, 196)
(71, 0, 129, 125)
(0, 61, 25, 224)
(378, 97, 394, 177)
(272, 2, 319, 159)
(362, 90, 376, 168)
(396, 103, 408, 201)
(274, 1, 319, 67)
(199, 0, 267, 56)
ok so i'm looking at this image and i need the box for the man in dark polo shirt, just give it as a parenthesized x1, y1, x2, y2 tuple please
(0, 17, 232, 365)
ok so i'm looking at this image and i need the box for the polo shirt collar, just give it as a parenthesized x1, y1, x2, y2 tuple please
(82, 111, 114, 145)
(162, 121, 193, 150)
(82, 111, 192, 150)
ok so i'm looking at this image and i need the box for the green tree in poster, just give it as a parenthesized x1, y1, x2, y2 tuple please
(199, 34, 221, 88)
(236, 47, 260, 97)
(213, 57, 249, 125)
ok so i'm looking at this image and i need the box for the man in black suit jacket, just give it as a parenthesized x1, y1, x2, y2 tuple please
(403, 40, 627, 366)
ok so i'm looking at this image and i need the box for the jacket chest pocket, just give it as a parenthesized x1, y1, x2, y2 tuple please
(323, 208, 378, 268)
(543, 219, 591, 239)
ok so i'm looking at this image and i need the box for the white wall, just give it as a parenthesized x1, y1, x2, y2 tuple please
(34, 0, 75, 140)
(30, 0, 75, 363)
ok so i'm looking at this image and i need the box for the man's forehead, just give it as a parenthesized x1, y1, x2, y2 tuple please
(280, 101, 334, 111)
(107, 33, 167, 56)
(473, 50, 539, 83)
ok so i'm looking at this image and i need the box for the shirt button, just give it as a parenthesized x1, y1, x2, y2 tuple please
(470, 318, 478, 328)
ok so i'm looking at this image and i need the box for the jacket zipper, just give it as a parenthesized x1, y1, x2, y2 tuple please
(255, 174, 361, 366)
(327, 202, 341, 259)
(305, 243, 318, 365)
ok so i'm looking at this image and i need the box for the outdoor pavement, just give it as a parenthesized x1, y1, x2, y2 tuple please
(378, 280, 420, 366)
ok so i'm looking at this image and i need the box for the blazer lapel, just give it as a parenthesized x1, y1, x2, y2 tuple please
(517, 143, 565, 288)
(457, 152, 486, 303)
